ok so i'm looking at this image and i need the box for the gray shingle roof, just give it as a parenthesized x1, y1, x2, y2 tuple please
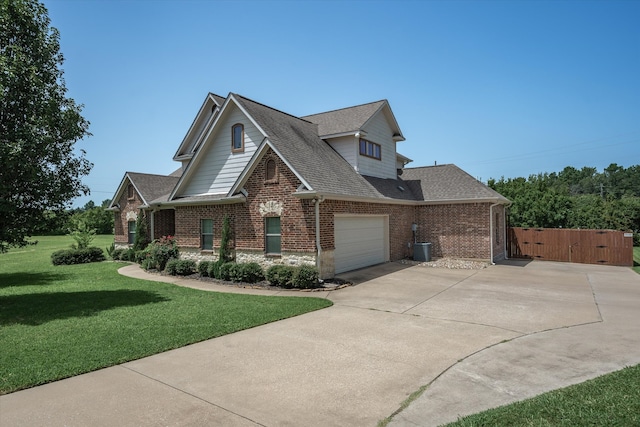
(120, 93, 508, 207)
(401, 164, 510, 203)
(210, 93, 226, 107)
(234, 95, 384, 199)
(301, 100, 386, 137)
(128, 172, 180, 205)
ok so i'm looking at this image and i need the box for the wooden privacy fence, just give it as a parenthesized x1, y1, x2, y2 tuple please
(508, 227, 634, 267)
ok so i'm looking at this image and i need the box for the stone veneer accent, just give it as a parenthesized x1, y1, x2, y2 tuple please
(178, 248, 316, 271)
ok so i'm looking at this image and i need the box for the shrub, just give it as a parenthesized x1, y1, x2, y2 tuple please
(165, 259, 196, 276)
(219, 215, 233, 263)
(208, 260, 223, 279)
(291, 265, 319, 289)
(68, 217, 96, 250)
(120, 248, 136, 262)
(106, 242, 115, 258)
(143, 236, 178, 271)
(228, 262, 264, 283)
(198, 261, 213, 277)
(218, 262, 234, 281)
(266, 265, 295, 288)
(110, 248, 124, 260)
(134, 250, 147, 264)
(133, 211, 150, 251)
(240, 262, 265, 283)
(51, 247, 106, 265)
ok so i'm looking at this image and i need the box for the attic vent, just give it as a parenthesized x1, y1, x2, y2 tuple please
(398, 186, 405, 192)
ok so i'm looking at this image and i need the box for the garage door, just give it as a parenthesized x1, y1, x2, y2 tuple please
(334, 216, 388, 274)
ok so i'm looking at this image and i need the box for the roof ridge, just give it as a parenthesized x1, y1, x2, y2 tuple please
(127, 171, 179, 178)
(301, 99, 387, 118)
(232, 93, 314, 125)
(403, 164, 453, 170)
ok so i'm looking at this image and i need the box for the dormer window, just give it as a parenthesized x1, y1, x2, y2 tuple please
(359, 138, 381, 160)
(232, 123, 244, 152)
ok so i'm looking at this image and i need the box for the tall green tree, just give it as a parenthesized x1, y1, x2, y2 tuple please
(0, 0, 92, 252)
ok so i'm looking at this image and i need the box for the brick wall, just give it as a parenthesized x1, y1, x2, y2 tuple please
(153, 209, 175, 240)
(320, 200, 415, 261)
(174, 149, 316, 255)
(492, 204, 506, 260)
(114, 180, 149, 244)
(415, 203, 492, 260)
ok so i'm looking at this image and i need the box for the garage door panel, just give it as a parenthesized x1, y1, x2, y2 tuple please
(334, 216, 387, 274)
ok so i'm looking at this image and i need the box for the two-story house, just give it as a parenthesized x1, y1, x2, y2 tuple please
(109, 92, 509, 278)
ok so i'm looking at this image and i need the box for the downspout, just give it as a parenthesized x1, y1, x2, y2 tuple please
(314, 196, 325, 272)
(503, 203, 511, 260)
(150, 209, 156, 241)
(489, 203, 500, 265)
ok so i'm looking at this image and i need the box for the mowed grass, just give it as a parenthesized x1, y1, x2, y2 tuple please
(0, 235, 332, 394)
(442, 364, 640, 426)
(633, 247, 640, 274)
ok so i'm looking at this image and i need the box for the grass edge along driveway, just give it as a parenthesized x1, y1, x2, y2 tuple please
(439, 363, 640, 426)
(0, 236, 332, 395)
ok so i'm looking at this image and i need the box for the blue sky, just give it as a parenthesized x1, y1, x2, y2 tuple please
(42, 0, 640, 208)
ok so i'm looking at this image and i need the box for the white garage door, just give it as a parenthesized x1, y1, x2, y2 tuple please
(334, 216, 388, 274)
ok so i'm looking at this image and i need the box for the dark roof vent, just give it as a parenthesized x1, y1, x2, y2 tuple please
(398, 185, 405, 192)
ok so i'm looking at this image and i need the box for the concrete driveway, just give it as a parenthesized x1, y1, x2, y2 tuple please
(1, 261, 639, 426)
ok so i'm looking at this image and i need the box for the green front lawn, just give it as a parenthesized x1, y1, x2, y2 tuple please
(633, 247, 640, 274)
(0, 235, 332, 394)
(442, 364, 640, 426)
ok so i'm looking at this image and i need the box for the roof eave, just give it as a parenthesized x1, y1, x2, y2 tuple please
(153, 194, 247, 207)
(416, 197, 511, 205)
(294, 191, 510, 206)
(294, 191, 415, 205)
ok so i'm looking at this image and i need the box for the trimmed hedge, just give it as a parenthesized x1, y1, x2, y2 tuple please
(165, 259, 196, 276)
(217, 262, 234, 281)
(228, 262, 264, 283)
(266, 265, 295, 288)
(207, 260, 223, 279)
(292, 265, 319, 289)
(266, 264, 319, 289)
(51, 247, 106, 265)
(198, 261, 214, 277)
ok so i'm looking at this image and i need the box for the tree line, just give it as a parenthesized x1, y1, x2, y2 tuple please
(488, 163, 640, 243)
(36, 200, 114, 236)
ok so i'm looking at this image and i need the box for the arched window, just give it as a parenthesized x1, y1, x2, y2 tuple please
(232, 123, 244, 152)
(265, 158, 277, 182)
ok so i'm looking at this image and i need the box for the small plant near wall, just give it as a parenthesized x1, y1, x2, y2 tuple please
(219, 215, 233, 263)
(68, 217, 96, 250)
(133, 211, 150, 251)
(140, 235, 178, 271)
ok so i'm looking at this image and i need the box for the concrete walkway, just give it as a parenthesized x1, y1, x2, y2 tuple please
(1, 261, 639, 426)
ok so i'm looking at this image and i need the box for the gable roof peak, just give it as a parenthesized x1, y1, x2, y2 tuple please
(306, 99, 388, 117)
(229, 93, 313, 125)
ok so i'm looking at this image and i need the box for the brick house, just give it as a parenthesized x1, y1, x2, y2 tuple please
(109, 93, 510, 278)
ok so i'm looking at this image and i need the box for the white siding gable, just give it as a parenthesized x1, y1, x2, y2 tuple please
(178, 104, 261, 197)
(359, 112, 397, 179)
(327, 135, 358, 171)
